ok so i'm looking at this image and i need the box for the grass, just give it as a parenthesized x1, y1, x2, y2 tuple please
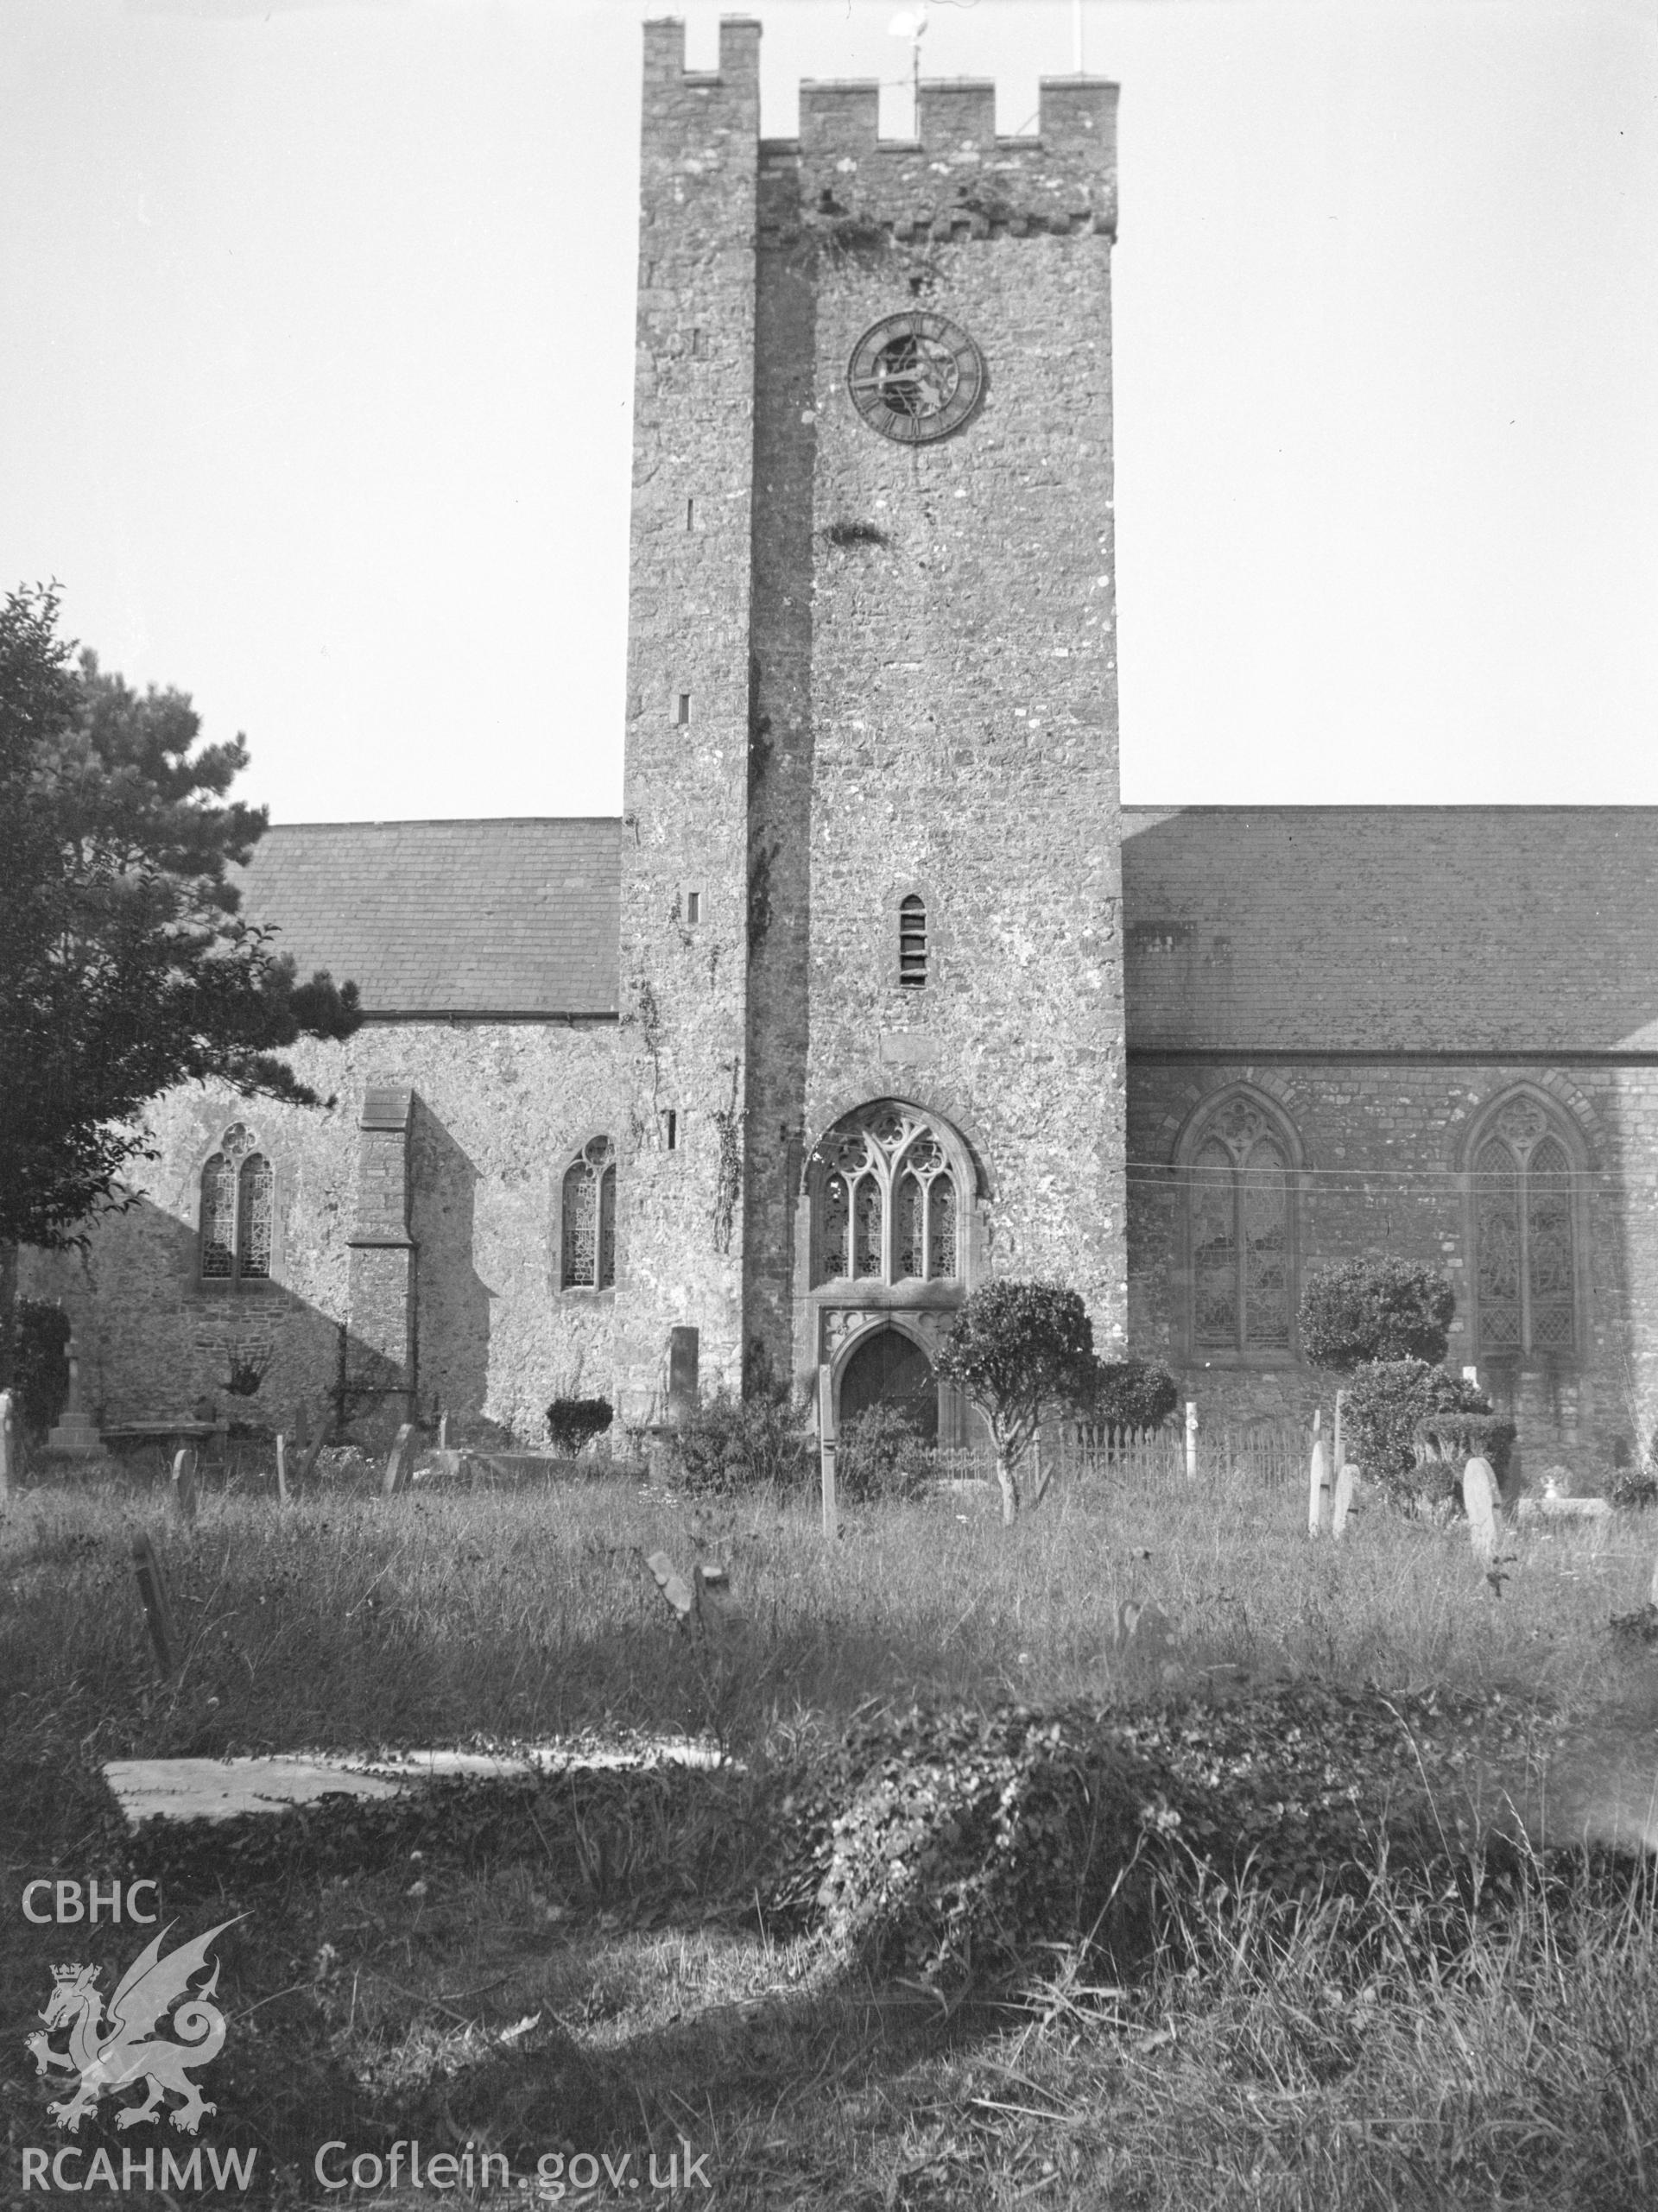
(3, 1444, 1656, 2207)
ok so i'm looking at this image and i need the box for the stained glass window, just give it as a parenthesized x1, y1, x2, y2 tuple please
(927, 1174, 957, 1280)
(1187, 1102, 1297, 1353)
(237, 1155, 273, 1279)
(200, 1124, 269, 1283)
(1474, 1105, 1576, 1357)
(895, 1174, 925, 1278)
(853, 1178, 883, 1278)
(811, 1104, 963, 1286)
(821, 1173, 850, 1280)
(561, 1135, 617, 1290)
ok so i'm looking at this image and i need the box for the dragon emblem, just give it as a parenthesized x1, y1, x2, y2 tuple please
(25, 1918, 241, 2136)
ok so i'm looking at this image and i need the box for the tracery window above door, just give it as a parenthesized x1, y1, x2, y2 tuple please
(199, 1123, 273, 1286)
(561, 1135, 617, 1291)
(812, 1102, 960, 1288)
(1472, 1096, 1576, 1359)
(1185, 1093, 1294, 1355)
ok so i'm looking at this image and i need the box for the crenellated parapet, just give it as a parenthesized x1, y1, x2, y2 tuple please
(772, 74, 1117, 243)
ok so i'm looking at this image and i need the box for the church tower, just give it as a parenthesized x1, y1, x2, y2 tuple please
(621, 18, 1127, 1431)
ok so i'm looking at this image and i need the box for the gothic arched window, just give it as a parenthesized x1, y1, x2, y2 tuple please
(561, 1135, 617, 1291)
(199, 1123, 273, 1285)
(1471, 1095, 1578, 1359)
(812, 1103, 960, 1286)
(1183, 1092, 1297, 1355)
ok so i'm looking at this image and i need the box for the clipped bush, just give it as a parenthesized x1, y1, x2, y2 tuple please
(837, 1404, 927, 1502)
(1415, 1410, 1517, 1494)
(1343, 1360, 1492, 1507)
(937, 1280, 1096, 1522)
(545, 1396, 613, 1458)
(1300, 1259, 1457, 1371)
(1077, 1357, 1180, 1442)
(13, 1299, 71, 1442)
(672, 1388, 811, 1495)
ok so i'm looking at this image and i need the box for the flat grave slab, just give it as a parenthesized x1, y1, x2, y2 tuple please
(103, 1737, 725, 1827)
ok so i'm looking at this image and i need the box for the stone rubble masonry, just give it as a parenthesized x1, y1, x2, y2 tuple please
(744, 55, 1127, 1396)
(20, 1026, 626, 1449)
(615, 17, 763, 1423)
(1128, 1058, 1658, 1475)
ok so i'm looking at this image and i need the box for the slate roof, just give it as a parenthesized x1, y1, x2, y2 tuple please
(1122, 807, 1658, 1056)
(232, 809, 1658, 1052)
(232, 819, 622, 1017)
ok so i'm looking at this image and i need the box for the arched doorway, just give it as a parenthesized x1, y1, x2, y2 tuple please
(838, 1326, 939, 1443)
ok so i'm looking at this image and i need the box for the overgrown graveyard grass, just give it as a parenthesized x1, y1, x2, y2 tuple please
(3, 1446, 1657, 2206)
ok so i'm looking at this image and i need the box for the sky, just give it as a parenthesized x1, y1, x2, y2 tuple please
(2, 0, 1654, 822)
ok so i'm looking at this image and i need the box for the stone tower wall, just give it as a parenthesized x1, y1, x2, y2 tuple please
(616, 17, 763, 1420)
(744, 72, 1129, 1391)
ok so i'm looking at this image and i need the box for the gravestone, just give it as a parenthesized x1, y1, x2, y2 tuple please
(693, 1561, 743, 1645)
(1463, 1456, 1498, 1566)
(1332, 1463, 1358, 1540)
(0, 1389, 13, 1502)
(1307, 1438, 1330, 1536)
(438, 1411, 451, 1450)
(1114, 1599, 1175, 1666)
(642, 1549, 696, 1629)
(171, 1447, 199, 1524)
(1183, 1400, 1198, 1480)
(668, 1327, 699, 1425)
(381, 1422, 416, 1498)
(131, 1531, 179, 1678)
(275, 1433, 289, 1505)
(46, 1338, 100, 1458)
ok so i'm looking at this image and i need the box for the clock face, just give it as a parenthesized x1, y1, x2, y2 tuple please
(845, 313, 985, 444)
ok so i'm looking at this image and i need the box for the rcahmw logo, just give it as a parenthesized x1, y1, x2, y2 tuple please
(20, 1916, 256, 2192)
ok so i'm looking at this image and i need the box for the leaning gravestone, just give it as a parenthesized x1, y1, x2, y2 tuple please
(131, 1532, 180, 1678)
(1463, 1456, 1498, 1567)
(1114, 1598, 1176, 1668)
(1331, 1462, 1358, 1540)
(171, 1447, 199, 1524)
(380, 1422, 417, 1498)
(642, 1549, 696, 1630)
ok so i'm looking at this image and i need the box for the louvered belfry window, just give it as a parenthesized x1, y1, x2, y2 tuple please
(1188, 1096, 1293, 1353)
(199, 1124, 272, 1284)
(1475, 1097, 1575, 1356)
(898, 894, 927, 988)
(561, 1135, 617, 1290)
(812, 1104, 959, 1286)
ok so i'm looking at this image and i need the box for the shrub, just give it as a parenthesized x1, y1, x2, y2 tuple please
(837, 1404, 927, 1502)
(1342, 1360, 1493, 1507)
(1078, 1357, 1180, 1441)
(1300, 1259, 1457, 1371)
(672, 1388, 811, 1495)
(13, 1299, 70, 1441)
(1415, 1410, 1517, 1494)
(545, 1396, 613, 1457)
(936, 1280, 1096, 1522)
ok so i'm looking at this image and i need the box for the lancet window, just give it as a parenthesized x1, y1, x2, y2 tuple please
(1185, 1093, 1294, 1354)
(813, 1103, 960, 1286)
(561, 1135, 617, 1291)
(1472, 1096, 1577, 1358)
(199, 1123, 273, 1285)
